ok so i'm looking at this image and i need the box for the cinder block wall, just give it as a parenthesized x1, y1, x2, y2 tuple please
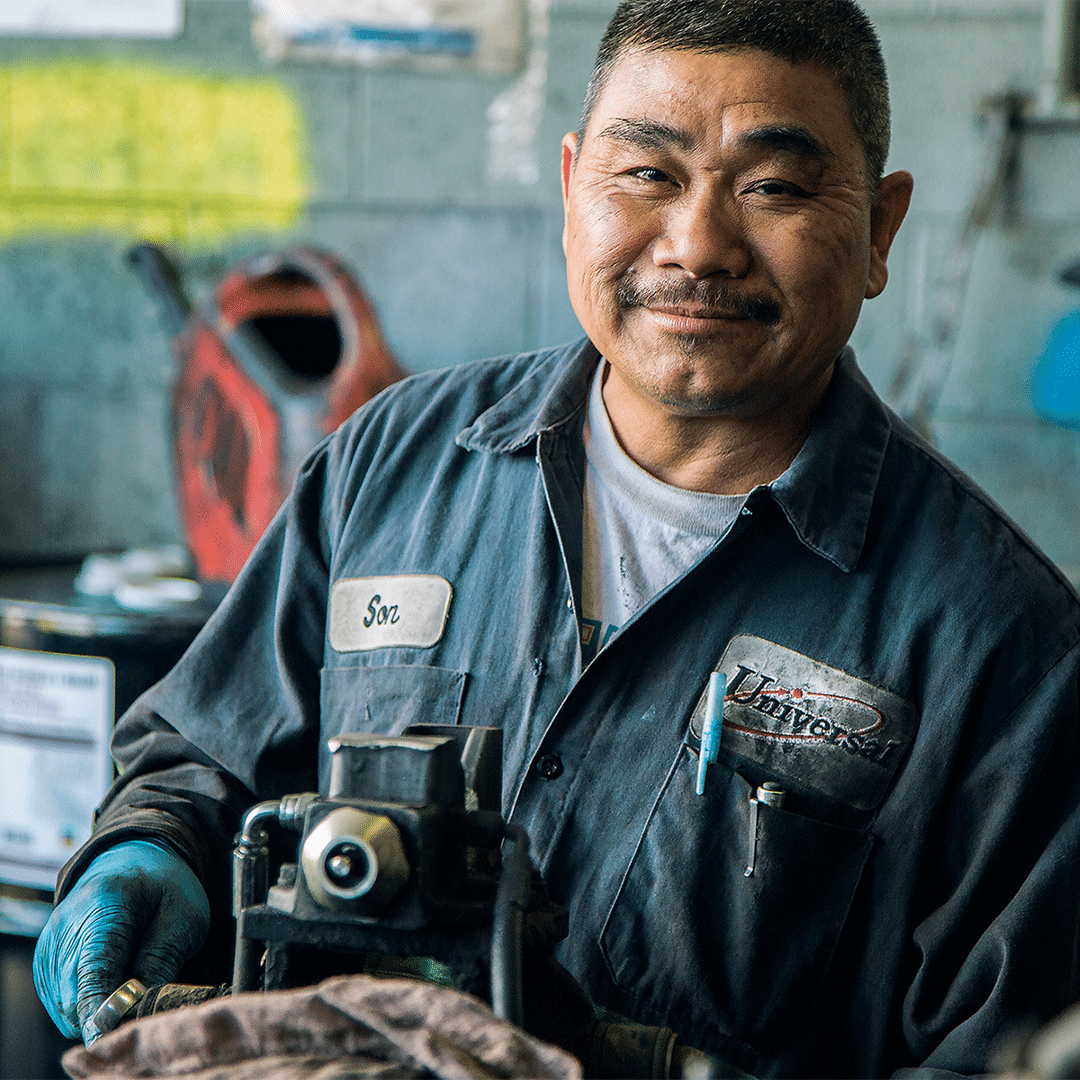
(2, 0, 1080, 579)
(860, 0, 1080, 580)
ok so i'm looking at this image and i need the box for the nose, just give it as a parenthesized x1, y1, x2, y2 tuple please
(652, 188, 750, 279)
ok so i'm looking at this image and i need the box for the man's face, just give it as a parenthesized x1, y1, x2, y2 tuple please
(562, 46, 910, 421)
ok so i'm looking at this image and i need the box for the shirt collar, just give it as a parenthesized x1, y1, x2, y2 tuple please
(765, 347, 890, 572)
(456, 337, 601, 452)
(457, 339, 890, 572)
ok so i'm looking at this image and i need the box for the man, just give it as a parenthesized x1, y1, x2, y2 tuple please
(34, 1, 1080, 1077)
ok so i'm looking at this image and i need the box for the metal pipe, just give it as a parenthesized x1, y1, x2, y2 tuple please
(1037, 0, 1080, 117)
(231, 799, 310, 993)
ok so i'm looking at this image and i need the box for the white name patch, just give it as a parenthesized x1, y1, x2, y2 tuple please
(329, 575, 453, 652)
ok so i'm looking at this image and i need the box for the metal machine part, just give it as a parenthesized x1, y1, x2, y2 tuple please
(91, 725, 733, 1078)
(587, 1023, 752, 1080)
(230, 726, 541, 1025)
(300, 807, 409, 912)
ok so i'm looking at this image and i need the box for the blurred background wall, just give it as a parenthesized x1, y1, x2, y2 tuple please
(1, 0, 1080, 578)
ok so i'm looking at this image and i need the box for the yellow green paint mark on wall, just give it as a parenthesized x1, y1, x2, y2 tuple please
(0, 62, 308, 242)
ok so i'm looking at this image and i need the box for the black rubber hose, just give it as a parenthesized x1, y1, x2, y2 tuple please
(490, 822, 531, 1027)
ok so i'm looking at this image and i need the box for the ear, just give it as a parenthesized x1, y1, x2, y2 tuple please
(561, 132, 578, 254)
(561, 132, 578, 206)
(865, 170, 913, 299)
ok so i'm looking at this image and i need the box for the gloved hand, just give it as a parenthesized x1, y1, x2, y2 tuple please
(32, 839, 210, 1044)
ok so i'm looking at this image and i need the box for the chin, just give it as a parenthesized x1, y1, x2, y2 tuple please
(651, 382, 757, 416)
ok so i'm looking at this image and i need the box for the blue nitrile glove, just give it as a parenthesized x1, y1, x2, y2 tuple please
(32, 839, 210, 1044)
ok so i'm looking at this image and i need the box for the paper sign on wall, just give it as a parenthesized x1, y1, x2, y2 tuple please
(0, 647, 114, 892)
(0, 1, 182, 38)
(252, 0, 526, 74)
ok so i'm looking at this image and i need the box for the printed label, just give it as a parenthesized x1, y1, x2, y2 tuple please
(0, 646, 114, 890)
(689, 635, 917, 810)
(329, 575, 453, 652)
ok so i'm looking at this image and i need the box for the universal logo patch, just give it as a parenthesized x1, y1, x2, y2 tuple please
(689, 635, 917, 810)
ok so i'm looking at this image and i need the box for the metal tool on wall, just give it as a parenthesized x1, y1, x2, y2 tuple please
(128, 243, 406, 584)
(890, 90, 1030, 436)
(892, 0, 1080, 438)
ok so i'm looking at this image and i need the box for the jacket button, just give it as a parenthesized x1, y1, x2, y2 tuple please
(536, 753, 563, 780)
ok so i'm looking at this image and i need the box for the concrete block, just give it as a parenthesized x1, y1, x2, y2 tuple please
(0, 1, 263, 71)
(354, 3, 608, 210)
(35, 392, 180, 558)
(553, 0, 618, 12)
(0, 239, 176, 391)
(534, 7, 609, 205)
(281, 67, 355, 204)
(359, 68, 506, 206)
(305, 206, 544, 373)
(936, 224, 1080, 418)
(0, 385, 44, 560)
(36, 392, 109, 556)
(848, 217, 921, 407)
(876, 17, 1043, 217)
(536, 208, 583, 349)
(96, 393, 184, 548)
(855, 216, 1080, 429)
(172, 0, 263, 71)
(1016, 133, 1080, 223)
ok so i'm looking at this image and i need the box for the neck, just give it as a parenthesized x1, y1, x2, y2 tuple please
(599, 363, 833, 495)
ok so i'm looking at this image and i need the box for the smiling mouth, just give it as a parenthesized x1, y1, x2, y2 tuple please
(650, 305, 753, 322)
(644, 309, 760, 338)
(616, 278, 782, 327)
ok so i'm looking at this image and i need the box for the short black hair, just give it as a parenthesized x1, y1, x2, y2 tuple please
(578, 0, 891, 189)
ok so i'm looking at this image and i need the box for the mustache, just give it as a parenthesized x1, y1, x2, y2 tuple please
(616, 278, 782, 326)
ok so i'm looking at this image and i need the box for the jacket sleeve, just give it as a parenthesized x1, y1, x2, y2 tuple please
(53, 436, 340, 949)
(898, 640, 1080, 1078)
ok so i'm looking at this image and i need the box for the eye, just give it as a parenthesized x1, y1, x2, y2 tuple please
(624, 166, 675, 184)
(746, 178, 809, 198)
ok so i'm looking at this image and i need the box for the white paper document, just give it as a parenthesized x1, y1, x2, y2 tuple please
(0, 647, 114, 892)
(0, 1, 183, 38)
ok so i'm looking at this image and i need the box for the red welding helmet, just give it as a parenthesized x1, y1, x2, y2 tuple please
(171, 246, 405, 583)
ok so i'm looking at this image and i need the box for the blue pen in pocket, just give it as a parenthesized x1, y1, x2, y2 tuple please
(696, 671, 726, 795)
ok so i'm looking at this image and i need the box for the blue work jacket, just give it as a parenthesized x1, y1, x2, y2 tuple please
(60, 338, 1080, 1078)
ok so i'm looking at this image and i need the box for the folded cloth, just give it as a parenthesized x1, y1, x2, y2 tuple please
(62, 974, 582, 1080)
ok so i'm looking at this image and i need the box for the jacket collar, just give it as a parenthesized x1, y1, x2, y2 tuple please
(457, 338, 891, 573)
(456, 338, 601, 452)
(766, 348, 891, 572)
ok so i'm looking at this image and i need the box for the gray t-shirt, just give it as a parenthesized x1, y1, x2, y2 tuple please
(581, 362, 746, 662)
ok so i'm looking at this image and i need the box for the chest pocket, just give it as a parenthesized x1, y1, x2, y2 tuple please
(319, 664, 468, 784)
(600, 753, 872, 1055)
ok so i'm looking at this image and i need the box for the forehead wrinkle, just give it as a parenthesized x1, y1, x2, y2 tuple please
(596, 116, 696, 152)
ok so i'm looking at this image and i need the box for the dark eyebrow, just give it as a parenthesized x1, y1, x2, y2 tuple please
(594, 118, 833, 167)
(736, 125, 832, 164)
(597, 117, 695, 152)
